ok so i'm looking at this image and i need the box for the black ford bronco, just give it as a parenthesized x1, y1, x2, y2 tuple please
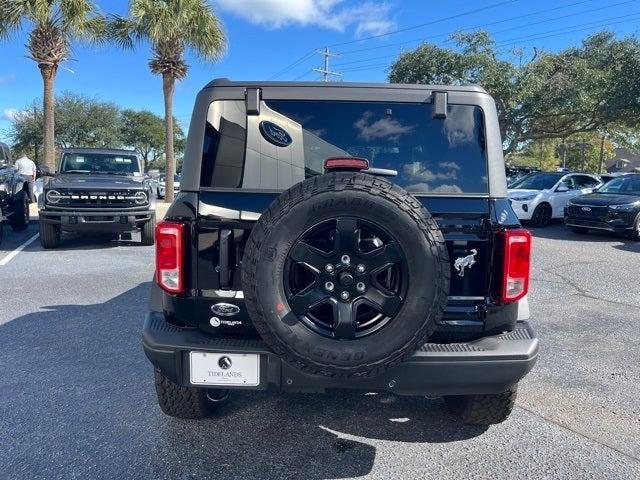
(0, 142, 31, 244)
(38, 148, 155, 248)
(143, 80, 538, 425)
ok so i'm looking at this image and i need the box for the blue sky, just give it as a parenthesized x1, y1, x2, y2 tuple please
(1, 0, 639, 143)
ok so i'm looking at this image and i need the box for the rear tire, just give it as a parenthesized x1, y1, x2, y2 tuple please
(529, 203, 552, 228)
(39, 220, 60, 249)
(154, 369, 226, 419)
(444, 386, 517, 425)
(9, 190, 29, 231)
(141, 215, 156, 245)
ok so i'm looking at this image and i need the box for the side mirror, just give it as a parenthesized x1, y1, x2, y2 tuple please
(40, 166, 54, 177)
(556, 184, 569, 192)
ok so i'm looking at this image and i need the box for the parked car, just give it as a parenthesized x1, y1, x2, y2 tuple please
(506, 165, 540, 187)
(0, 141, 30, 244)
(599, 172, 631, 184)
(38, 148, 156, 248)
(565, 174, 640, 239)
(155, 174, 181, 199)
(508, 172, 601, 227)
(142, 79, 538, 426)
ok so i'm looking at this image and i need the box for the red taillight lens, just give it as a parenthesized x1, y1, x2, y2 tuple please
(499, 229, 532, 303)
(324, 157, 369, 171)
(155, 220, 186, 294)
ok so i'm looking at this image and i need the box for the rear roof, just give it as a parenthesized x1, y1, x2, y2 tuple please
(204, 78, 488, 94)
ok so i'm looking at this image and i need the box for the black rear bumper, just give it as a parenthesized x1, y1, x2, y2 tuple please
(142, 312, 538, 396)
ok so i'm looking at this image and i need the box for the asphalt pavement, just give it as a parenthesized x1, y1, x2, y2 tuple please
(0, 219, 639, 479)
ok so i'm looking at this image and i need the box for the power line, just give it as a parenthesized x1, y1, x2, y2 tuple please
(334, 0, 632, 65)
(334, 0, 600, 56)
(338, 11, 640, 74)
(326, 0, 524, 48)
(268, 50, 317, 80)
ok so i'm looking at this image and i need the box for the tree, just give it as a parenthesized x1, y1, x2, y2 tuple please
(119, 109, 185, 171)
(0, 0, 105, 170)
(109, 0, 226, 202)
(389, 31, 640, 155)
(8, 92, 122, 160)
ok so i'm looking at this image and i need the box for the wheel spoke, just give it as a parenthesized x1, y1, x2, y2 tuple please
(334, 218, 358, 254)
(362, 287, 402, 317)
(365, 242, 402, 271)
(333, 300, 357, 339)
(289, 242, 329, 273)
(289, 283, 330, 314)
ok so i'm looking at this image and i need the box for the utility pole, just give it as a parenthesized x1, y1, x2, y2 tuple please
(313, 47, 342, 82)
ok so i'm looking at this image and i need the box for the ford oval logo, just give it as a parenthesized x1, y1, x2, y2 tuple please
(581, 206, 592, 212)
(211, 303, 240, 316)
(259, 121, 292, 147)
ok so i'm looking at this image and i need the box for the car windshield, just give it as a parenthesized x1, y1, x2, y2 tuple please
(598, 175, 640, 195)
(511, 173, 564, 190)
(60, 153, 140, 175)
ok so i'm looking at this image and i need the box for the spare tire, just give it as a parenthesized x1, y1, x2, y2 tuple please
(242, 172, 450, 377)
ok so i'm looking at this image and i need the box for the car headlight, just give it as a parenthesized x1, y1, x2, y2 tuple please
(512, 194, 537, 202)
(609, 202, 640, 211)
(133, 191, 148, 205)
(45, 189, 62, 204)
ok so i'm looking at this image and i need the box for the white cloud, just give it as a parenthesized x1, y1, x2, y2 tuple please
(354, 111, 414, 142)
(0, 74, 15, 85)
(216, 0, 395, 36)
(2, 108, 26, 122)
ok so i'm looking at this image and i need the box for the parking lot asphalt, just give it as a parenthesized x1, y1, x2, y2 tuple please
(1, 221, 639, 480)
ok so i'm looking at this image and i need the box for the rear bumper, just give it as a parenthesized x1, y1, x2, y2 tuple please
(142, 312, 539, 396)
(39, 208, 153, 232)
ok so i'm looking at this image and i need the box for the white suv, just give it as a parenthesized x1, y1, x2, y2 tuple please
(508, 172, 602, 227)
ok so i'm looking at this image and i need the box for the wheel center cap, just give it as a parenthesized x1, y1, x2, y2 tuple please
(339, 271, 354, 287)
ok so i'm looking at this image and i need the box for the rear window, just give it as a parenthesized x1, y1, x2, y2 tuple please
(201, 100, 488, 193)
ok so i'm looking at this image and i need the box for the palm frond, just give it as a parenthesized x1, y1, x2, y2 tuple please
(0, 0, 27, 39)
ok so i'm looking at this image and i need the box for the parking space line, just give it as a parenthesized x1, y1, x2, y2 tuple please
(0, 233, 40, 266)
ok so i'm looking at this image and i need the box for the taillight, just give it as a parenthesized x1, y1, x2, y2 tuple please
(324, 157, 369, 171)
(155, 220, 186, 294)
(498, 229, 531, 303)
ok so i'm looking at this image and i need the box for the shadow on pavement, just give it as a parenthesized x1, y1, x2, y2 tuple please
(0, 283, 485, 480)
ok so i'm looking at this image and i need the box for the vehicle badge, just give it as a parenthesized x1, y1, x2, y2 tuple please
(581, 206, 592, 212)
(259, 121, 293, 147)
(454, 249, 478, 277)
(218, 356, 233, 370)
(211, 303, 241, 316)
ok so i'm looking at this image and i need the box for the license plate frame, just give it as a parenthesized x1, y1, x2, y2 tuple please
(189, 352, 260, 387)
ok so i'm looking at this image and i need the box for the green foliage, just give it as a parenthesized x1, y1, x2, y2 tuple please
(120, 109, 185, 170)
(389, 31, 640, 156)
(7, 93, 185, 170)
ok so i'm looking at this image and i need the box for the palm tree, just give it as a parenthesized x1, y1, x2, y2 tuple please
(109, 0, 226, 202)
(0, 0, 104, 171)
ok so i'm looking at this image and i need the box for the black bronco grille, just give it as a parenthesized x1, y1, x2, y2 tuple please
(47, 189, 148, 208)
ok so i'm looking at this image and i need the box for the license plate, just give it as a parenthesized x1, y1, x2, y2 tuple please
(189, 352, 260, 386)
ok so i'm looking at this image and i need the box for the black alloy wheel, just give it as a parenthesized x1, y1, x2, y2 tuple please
(284, 217, 407, 340)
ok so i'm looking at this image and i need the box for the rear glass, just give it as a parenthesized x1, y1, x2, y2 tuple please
(201, 100, 488, 193)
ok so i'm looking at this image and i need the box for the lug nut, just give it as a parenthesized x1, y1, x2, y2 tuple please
(356, 264, 366, 273)
(325, 264, 335, 273)
(340, 291, 350, 300)
(341, 254, 351, 265)
(325, 282, 335, 292)
(356, 282, 366, 292)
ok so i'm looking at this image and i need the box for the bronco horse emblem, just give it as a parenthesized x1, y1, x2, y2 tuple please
(454, 249, 478, 277)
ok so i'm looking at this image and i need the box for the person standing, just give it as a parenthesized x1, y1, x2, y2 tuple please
(14, 153, 37, 203)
